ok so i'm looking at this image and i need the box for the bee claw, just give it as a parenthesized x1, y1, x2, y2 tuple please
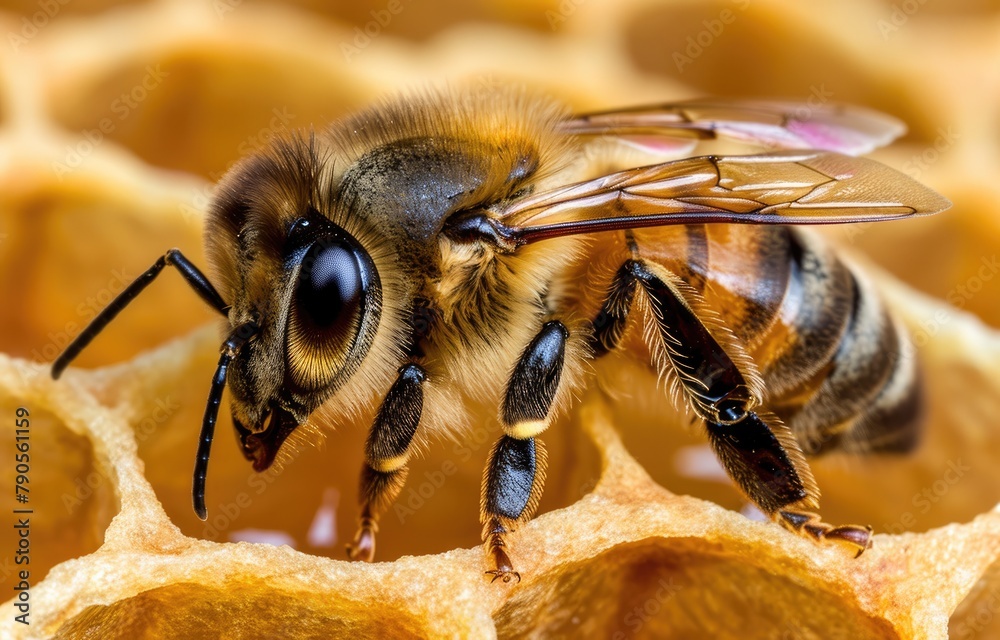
(778, 509, 873, 558)
(485, 541, 521, 584)
(485, 569, 521, 584)
(346, 519, 377, 562)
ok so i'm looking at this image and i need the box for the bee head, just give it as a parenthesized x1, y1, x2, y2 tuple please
(224, 210, 382, 472)
(194, 124, 397, 476)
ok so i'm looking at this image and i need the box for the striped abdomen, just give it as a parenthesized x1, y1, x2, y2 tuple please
(638, 224, 923, 456)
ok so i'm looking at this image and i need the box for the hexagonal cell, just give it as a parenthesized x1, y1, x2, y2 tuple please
(621, 1, 939, 144)
(0, 399, 117, 597)
(603, 316, 1000, 541)
(495, 539, 895, 639)
(1, 1, 998, 638)
(44, 42, 379, 180)
(823, 189, 1000, 331)
(950, 556, 1000, 638)
(54, 580, 429, 639)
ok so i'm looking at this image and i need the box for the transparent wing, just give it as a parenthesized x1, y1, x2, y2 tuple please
(558, 99, 906, 156)
(498, 151, 950, 245)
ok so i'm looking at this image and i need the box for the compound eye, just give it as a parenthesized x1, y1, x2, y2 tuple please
(287, 231, 379, 390)
(296, 240, 364, 337)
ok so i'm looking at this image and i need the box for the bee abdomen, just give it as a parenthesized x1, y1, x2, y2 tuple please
(758, 230, 856, 399)
(835, 319, 924, 454)
(771, 250, 923, 455)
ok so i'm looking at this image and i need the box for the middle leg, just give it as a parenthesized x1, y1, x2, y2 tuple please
(481, 320, 567, 583)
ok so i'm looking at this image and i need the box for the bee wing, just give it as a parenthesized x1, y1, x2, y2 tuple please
(498, 151, 950, 245)
(558, 100, 906, 156)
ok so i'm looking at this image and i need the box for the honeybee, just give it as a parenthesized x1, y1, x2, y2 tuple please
(51, 88, 950, 583)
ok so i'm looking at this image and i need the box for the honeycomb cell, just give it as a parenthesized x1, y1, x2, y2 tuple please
(0, 400, 117, 600)
(44, 45, 377, 180)
(54, 581, 429, 640)
(950, 557, 1000, 639)
(824, 184, 1000, 331)
(495, 539, 896, 640)
(124, 329, 602, 562)
(622, 1, 938, 144)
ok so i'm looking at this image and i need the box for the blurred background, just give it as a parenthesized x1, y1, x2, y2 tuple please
(1, 0, 999, 635)
(1, 0, 998, 365)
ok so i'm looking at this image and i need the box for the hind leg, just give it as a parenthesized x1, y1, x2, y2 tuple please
(591, 258, 872, 556)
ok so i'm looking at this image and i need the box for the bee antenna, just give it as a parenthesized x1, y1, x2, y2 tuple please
(51, 249, 229, 380)
(193, 320, 259, 520)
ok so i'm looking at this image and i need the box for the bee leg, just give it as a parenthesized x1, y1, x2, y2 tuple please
(482, 436, 548, 584)
(346, 363, 426, 562)
(482, 321, 566, 583)
(605, 259, 872, 557)
(51, 248, 229, 379)
(588, 259, 638, 357)
(775, 509, 873, 558)
(705, 412, 873, 557)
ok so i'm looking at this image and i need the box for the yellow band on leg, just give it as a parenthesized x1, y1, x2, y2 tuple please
(504, 419, 550, 440)
(371, 452, 410, 473)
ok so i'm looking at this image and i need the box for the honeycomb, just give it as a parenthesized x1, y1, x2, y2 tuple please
(2, 0, 1000, 638)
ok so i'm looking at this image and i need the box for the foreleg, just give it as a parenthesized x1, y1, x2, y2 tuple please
(346, 363, 426, 562)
